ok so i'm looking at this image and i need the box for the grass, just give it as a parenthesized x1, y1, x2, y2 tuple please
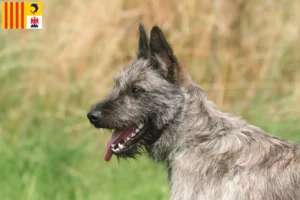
(0, 101, 169, 200)
(0, 0, 299, 199)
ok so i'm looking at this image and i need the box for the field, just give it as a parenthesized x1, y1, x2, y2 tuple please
(0, 0, 299, 199)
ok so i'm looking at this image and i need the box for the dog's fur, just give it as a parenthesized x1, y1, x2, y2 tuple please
(88, 25, 300, 200)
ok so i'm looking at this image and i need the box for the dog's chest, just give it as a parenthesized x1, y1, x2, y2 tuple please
(168, 152, 240, 200)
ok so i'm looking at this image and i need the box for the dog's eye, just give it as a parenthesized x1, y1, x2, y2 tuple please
(132, 87, 143, 94)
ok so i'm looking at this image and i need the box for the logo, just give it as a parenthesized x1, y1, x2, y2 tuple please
(2, 2, 43, 29)
(30, 16, 39, 28)
(30, 3, 39, 14)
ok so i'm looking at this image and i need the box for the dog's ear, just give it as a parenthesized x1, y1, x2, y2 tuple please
(137, 24, 149, 59)
(149, 26, 181, 84)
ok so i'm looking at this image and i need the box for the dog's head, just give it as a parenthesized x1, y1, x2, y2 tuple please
(87, 24, 187, 162)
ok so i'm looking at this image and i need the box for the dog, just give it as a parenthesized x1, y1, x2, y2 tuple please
(87, 24, 300, 200)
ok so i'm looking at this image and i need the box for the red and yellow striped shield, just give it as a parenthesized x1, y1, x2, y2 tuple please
(2, 2, 43, 29)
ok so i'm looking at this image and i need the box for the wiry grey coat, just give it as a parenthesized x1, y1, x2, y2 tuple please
(88, 25, 300, 200)
(148, 28, 300, 200)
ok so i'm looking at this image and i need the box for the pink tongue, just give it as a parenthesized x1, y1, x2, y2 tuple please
(104, 129, 135, 162)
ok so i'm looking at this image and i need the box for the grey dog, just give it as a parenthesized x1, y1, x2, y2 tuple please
(87, 24, 300, 200)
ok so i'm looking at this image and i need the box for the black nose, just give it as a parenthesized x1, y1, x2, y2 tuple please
(87, 110, 101, 123)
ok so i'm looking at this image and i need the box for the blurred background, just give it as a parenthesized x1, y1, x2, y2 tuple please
(0, 0, 299, 199)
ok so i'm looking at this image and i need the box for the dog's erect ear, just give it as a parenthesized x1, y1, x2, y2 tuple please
(137, 24, 149, 59)
(149, 26, 181, 84)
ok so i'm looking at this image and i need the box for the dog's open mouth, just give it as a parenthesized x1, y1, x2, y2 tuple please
(105, 123, 144, 162)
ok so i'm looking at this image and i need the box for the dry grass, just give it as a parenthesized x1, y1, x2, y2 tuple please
(0, 0, 299, 141)
(2, 1, 299, 104)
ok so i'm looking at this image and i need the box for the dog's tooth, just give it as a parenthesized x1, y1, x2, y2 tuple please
(118, 143, 124, 149)
(112, 148, 120, 152)
(131, 133, 136, 137)
(126, 137, 131, 142)
(138, 123, 143, 129)
(135, 128, 139, 133)
(111, 144, 116, 148)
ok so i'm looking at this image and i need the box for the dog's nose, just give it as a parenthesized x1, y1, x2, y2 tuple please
(87, 110, 101, 123)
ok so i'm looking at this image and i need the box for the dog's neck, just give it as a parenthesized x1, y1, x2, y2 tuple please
(184, 82, 245, 134)
(149, 80, 245, 162)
